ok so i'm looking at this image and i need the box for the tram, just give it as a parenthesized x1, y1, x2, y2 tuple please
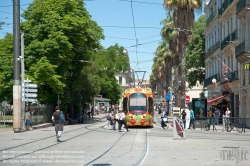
(122, 88, 154, 127)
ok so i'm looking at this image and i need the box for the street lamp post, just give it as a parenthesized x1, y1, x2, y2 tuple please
(21, 33, 25, 130)
(13, 0, 22, 133)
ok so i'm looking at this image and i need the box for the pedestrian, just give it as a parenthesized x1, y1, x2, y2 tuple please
(185, 107, 190, 129)
(181, 109, 186, 129)
(51, 106, 64, 142)
(24, 109, 31, 131)
(188, 107, 195, 129)
(214, 107, 220, 125)
(91, 104, 94, 118)
(118, 110, 129, 132)
(225, 107, 231, 117)
(225, 107, 231, 124)
(113, 109, 119, 130)
(104, 110, 112, 129)
(160, 108, 168, 129)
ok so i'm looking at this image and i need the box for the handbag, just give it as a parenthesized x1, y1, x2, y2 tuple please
(107, 116, 111, 121)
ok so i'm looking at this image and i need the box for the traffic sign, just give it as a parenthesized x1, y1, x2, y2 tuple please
(22, 88, 38, 93)
(24, 83, 38, 88)
(185, 95, 190, 103)
(166, 93, 171, 101)
(24, 93, 38, 98)
(1, 101, 8, 107)
(24, 98, 37, 103)
(24, 79, 32, 83)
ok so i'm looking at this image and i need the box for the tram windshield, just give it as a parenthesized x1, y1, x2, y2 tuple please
(129, 93, 147, 115)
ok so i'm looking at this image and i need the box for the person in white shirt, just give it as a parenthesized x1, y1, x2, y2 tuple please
(185, 107, 190, 129)
(225, 108, 231, 117)
(118, 110, 129, 132)
(113, 109, 119, 130)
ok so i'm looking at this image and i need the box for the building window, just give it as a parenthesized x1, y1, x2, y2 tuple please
(119, 77, 122, 85)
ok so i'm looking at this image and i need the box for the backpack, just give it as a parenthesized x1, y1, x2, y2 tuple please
(60, 112, 65, 123)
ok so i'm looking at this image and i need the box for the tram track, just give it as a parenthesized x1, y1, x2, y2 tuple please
(0, 117, 108, 163)
(83, 128, 149, 166)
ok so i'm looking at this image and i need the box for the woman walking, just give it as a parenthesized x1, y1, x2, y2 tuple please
(181, 109, 186, 129)
(105, 110, 112, 129)
(113, 109, 119, 130)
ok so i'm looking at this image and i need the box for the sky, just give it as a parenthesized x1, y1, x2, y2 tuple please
(0, 0, 203, 81)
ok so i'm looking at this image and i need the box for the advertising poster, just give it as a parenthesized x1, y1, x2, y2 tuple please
(192, 98, 207, 118)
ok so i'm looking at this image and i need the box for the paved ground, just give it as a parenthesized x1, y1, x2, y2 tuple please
(0, 112, 249, 166)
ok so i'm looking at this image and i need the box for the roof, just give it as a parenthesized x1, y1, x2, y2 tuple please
(94, 97, 111, 102)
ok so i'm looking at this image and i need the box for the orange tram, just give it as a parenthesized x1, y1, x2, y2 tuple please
(122, 88, 154, 127)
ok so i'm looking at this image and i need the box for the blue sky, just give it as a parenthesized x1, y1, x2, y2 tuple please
(0, 0, 203, 80)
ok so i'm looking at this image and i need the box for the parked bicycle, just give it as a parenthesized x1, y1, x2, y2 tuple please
(203, 119, 217, 131)
(225, 120, 243, 133)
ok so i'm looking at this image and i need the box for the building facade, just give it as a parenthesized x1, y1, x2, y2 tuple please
(204, 0, 250, 117)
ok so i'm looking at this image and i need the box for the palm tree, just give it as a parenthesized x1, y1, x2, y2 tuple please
(150, 40, 172, 101)
(163, 0, 202, 107)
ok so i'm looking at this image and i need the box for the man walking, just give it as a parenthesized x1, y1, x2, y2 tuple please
(214, 107, 220, 125)
(51, 106, 63, 142)
(188, 107, 195, 129)
(118, 110, 129, 132)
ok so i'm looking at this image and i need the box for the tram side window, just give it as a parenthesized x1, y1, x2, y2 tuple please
(123, 97, 128, 114)
(148, 97, 153, 114)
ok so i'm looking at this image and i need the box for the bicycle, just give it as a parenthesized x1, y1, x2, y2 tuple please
(225, 120, 243, 133)
(203, 119, 217, 131)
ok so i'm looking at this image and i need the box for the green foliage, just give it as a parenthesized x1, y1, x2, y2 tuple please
(89, 44, 129, 104)
(0, 22, 4, 30)
(186, 15, 205, 88)
(20, 0, 104, 110)
(0, 34, 14, 102)
(0, 0, 128, 113)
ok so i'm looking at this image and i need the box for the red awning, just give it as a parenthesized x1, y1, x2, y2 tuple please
(207, 94, 230, 104)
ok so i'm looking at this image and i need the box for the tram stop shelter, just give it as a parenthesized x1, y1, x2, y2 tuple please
(94, 97, 111, 111)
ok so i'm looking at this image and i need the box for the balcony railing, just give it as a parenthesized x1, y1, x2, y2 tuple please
(236, 0, 250, 15)
(231, 29, 238, 41)
(235, 40, 250, 58)
(219, 0, 234, 16)
(206, 10, 217, 27)
(221, 34, 231, 50)
(204, 74, 219, 87)
(221, 29, 238, 50)
(205, 41, 220, 59)
(228, 70, 239, 81)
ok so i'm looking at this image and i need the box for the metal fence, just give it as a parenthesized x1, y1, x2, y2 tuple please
(0, 104, 54, 129)
(194, 117, 250, 133)
(0, 107, 13, 128)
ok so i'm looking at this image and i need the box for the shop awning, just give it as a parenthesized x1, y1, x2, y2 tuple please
(207, 94, 230, 104)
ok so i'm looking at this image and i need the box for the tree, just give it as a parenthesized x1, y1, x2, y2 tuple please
(150, 40, 172, 96)
(186, 15, 205, 88)
(92, 44, 129, 104)
(21, 0, 104, 118)
(0, 22, 3, 30)
(0, 34, 14, 102)
(163, 0, 202, 107)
